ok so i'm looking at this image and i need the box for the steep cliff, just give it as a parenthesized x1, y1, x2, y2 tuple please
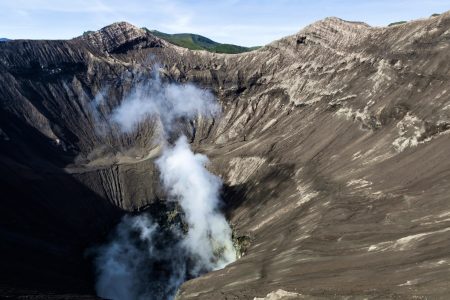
(1, 12, 450, 298)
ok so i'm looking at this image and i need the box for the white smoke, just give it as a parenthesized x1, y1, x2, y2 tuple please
(156, 136, 236, 275)
(89, 89, 109, 135)
(110, 68, 219, 134)
(94, 216, 158, 300)
(92, 67, 236, 300)
(94, 215, 187, 300)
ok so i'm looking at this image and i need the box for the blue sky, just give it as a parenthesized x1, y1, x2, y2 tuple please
(0, 0, 449, 46)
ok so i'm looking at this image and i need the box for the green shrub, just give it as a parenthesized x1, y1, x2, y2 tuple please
(388, 21, 407, 27)
(147, 29, 260, 54)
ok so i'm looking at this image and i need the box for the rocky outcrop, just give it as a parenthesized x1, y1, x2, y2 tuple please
(1, 11, 450, 299)
(79, 22, 168, 54)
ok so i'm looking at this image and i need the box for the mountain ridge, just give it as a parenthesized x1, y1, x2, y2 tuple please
(146, 29, 260, 53)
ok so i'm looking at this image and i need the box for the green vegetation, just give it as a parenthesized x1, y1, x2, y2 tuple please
(143, 28, 260, 54)
(388, 21, 407, 27)
(389, 13, 441, 26)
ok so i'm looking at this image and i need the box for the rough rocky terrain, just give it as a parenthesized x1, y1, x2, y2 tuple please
(1, 12, 450, 299)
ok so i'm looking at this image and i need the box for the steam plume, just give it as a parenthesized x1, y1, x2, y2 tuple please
(156, 136, 236, 275)
(110, 68, 219, 134)
(92, 67, 236, 300)
(94, 215, 186, 300)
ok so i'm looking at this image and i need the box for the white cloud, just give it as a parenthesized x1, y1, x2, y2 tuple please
(1, 0, 113, 13)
